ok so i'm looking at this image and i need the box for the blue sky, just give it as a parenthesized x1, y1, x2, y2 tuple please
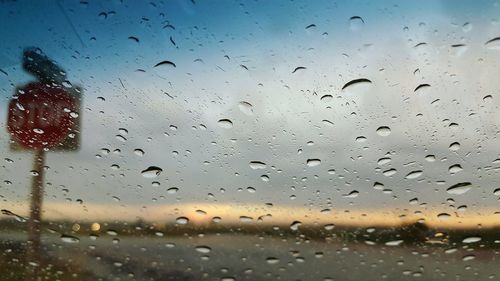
(1, 0, 500, 224)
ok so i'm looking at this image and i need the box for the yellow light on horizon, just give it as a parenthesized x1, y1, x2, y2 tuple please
(91, 222, 101, 231)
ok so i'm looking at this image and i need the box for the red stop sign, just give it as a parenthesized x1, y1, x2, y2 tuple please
(7, 82, 77, 150)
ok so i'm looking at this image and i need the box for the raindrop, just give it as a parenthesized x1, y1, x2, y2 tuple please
(343, 190, 359, 198)
(239, 216, 253, 223)
(341, 78, 372, 90)
(437, 213, 451, 220)
(462, 237, 481, 244)
(405, 170, 423, 179)
(446, 182, 472, 195)
(483, 95, 493, 102)
(373, 182, 384, 190)
(167, 187, 178, 194)
(449, 142, 460, 151)
(266, 257, 279, 264)
(356, 136, 367, 142)
(376, 126, 391, 136)
(377, 157, 391, 165)
(292, 66, 306, 73)
(116, 135, 127, 142)
(217, 119, 233, 129)
(320, 94, 333, 102)
(324, 224, 335, 230)
(349, 16, 365, 31)
(141, 166, 163, 178)
(448, 164, 463, 174)
(176, 217, 189, 225)
(493, 188, 500, 196)
(195, 246, 212, 253)
(306, 159, 321, 167)
(134, 149, 144, 156)
(128, 36, 139, 43)
(60, 234, 79, 243)
(238, 101, 253, 115)
(462, 22, 472, 32)
(154, 60, 176, 68)
(462, 254, 476, 261)
(290, 221, 302, 231)
(385, 240, 403, 246)
(249, 161, 266, 170)
(414, 84, 431, 94)
(322, 119, 334, 126)
(485, 37, 500, 50)
(383, 168, 397, 176)
(425, 155, 436, 162)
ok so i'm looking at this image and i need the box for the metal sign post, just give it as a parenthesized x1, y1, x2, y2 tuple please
(25, 149, 45, 280)
(6, 48, 81, 281)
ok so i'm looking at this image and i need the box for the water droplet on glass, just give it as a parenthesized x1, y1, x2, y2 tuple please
(385, 240, 403, 246)
(448, 164, 463, 174)
(485, 37, 500, 50)
(462, 22, 472, 32)
(239, 216, 253, 223)
(356, 136, 367, 143)
(414, 84, 431, 94)
(324, 224, 335, 230)
(449, 142, 461, 151)
(306, 158, 321, 167)
(320, 94, 333, 102)
(349, 16, 364, 31)
(373, 182, 384, 190)
(343, 190, 359, 198)
(167, 187, 178, 194)
(60, 234, 80, 243)
(217, 119, 233, 129)
(462, 254, 476, 261)
(425, 155, 436, 162)
(238, 101, 253, 115)
(249, 161, 266, 170)
(405, 170, 423, 179)
(195, 246, 212, 253)
(376, 126, 391, 136)
(176, 217, 189, 225)
(134, 149, 144, 156)
(342, 78, 372, 91)
(290, 221, 302, 231)
(462, 237, 481, 243)
(141, 166, 162, 178)
(437, 213, 451, 220)
(383, 169, 397, 176)
(116, 135, 127, 142)
(266, 257, 280, 264)
(377, 157, 391, 165)
(446, 182, 472, 195)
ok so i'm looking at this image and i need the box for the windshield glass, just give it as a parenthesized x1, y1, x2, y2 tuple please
(1, 1, 500, 280)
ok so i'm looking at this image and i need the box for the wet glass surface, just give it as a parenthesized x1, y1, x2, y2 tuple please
(2, 0, 500, 280)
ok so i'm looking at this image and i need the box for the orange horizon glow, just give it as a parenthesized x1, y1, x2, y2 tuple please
(1, 201, 499, 230)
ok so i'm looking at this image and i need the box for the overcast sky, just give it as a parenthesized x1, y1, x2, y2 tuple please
(1, 0, 500, 225)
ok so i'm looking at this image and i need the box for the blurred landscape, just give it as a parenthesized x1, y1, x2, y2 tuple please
(1, 215, 500, 281)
